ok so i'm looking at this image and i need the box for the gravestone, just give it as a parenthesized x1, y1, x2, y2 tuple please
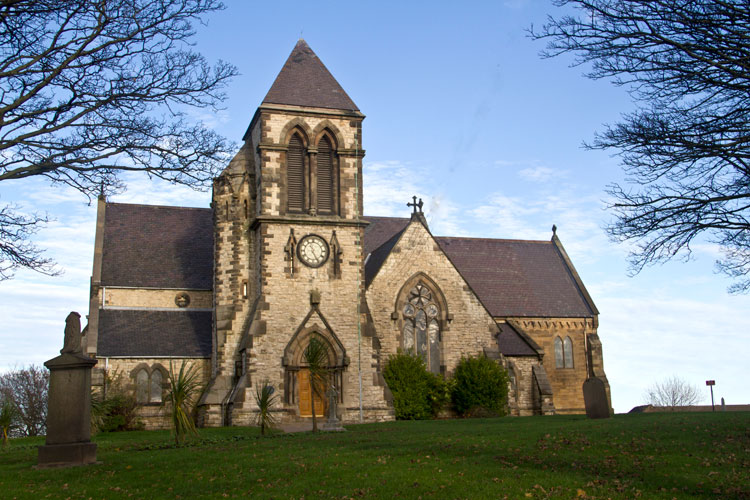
(321, 386, 345, 432)
(582, 376, 610, 419)
(37, 312, 98, 467)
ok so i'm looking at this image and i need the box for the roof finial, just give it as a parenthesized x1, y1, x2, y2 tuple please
(407, 196, 423, 215)
(98, 181, 105, 200)
(552, 224, 557, 236)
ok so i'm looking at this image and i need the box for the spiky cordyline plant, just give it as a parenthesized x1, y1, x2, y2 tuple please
(302, 334, 329, 433)
(167, 361, 202, 446)
(254, 380, 279, 436)
(0, 399, 19, 447)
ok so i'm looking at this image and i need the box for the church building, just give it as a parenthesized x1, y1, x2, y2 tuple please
(84, 40, 611, 428)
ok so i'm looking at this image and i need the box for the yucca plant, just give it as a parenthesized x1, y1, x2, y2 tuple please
(0, 399, 19, 448)
(166, 361, 202, 446)
(254, 380, 279, 436)
(302, 335, 329, 433)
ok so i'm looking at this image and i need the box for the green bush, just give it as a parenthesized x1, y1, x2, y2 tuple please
(91, 370, 144, 434)
(383, 352, 447, 420)
(451, 355, 509, 417)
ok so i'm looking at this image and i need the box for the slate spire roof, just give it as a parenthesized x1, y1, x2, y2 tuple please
(262, 39, 359, 111)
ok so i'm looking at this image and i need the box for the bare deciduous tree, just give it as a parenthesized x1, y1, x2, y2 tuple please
(643, 376, 702, 410)
(531, 1, 750, 292)
(0, 365, 49, 436)
(0, 0, 238, 280)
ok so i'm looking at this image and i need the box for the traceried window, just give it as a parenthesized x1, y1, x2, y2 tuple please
(402, 282, 441, 374)
(316, 135, 334, 214)
(554, 336, 574, 369)
(135, 367, 164, 404)
(287, 132, 306, 213)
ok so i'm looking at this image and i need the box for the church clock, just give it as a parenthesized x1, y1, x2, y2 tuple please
(297, 234, 329, 268)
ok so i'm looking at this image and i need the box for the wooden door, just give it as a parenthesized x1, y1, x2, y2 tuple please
(298, 369, 325, 417)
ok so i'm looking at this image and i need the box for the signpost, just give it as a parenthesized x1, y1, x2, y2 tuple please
(706, 380, 715, 412)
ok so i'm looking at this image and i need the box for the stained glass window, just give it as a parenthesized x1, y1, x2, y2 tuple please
(402, 282, 441, 373)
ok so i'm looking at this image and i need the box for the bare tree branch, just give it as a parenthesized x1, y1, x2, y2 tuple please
(0, 0, 238, 280)
(531, 1, 750, 292)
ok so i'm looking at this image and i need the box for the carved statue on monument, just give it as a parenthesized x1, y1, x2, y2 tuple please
(61, 311, 83, 355)
(38, 311, 98, 467)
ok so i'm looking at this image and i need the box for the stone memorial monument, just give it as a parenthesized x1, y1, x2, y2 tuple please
(582, 376, 610, 419)
(37, 312, 98, 467)
(321, 385, 345, 432)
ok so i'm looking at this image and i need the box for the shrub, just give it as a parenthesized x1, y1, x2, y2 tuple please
(91, 370, 143, 434)
(451, 355, 509, 417)
(0, 399, 19, 446)
(383, 352, 447, 420)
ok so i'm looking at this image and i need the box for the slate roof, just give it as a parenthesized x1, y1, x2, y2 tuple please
(496, 323, 539, 356)
(437, 236, 594, 318)
(363, 216, 409, 255)
(97, 309, 212, 357)
(262, 39, 359, 112)
(101, 203, 213, 289)
(363, 217, 595, 318)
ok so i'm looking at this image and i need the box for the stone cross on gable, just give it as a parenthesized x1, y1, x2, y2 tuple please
(407, 196, 424, 214)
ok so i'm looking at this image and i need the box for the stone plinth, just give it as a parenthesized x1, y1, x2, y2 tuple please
(37, 353, 98, 468)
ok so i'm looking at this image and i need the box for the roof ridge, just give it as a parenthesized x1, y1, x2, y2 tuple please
(106, 201, 211, 211)
(436, 235, 552, 244)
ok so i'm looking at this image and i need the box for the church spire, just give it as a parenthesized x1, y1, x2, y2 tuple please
(262, 39, 359, 111)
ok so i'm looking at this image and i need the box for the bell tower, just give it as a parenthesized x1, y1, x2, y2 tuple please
(202, 40, 387, 425)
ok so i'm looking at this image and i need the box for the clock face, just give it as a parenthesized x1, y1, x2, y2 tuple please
(297, 234, 329, 268)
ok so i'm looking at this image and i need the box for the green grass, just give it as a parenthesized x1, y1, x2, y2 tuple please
(1, 412, 748, 499)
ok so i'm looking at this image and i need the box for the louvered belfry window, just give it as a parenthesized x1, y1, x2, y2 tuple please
(287, 133, 305, 213)
(316, 135, 334, 214)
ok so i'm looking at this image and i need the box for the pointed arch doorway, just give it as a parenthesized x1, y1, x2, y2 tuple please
(283, 321, 348, 418)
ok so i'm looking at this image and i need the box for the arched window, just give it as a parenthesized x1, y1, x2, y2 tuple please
(134, 366, 164, 404)
(554, 336, 574, 369)
(563, 336, 574, 369)
(287, 132, 305, 213)
(316, 135, 334, 214)
(150, 370, 163, 403)
(135, 369, 149, 403)
(402, 282, 441, 374)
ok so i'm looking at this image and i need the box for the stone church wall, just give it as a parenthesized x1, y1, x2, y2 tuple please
(92, 358, 210, 430)
(367, 221, 500, 377)
(510, 318, 598, 413)
(505, 356, 542, 416)
(242, 220, 387, 423)
(99, 288, 212, 309)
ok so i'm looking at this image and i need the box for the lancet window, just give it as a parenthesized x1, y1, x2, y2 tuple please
(316, 135, 335, 214)
(287, 132, 306, 213)
(554, 336, 574, 369)
(285, 129, 338, 215)
(402, 282, 441, 374)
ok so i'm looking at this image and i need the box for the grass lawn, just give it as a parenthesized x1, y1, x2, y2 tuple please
(1, 412, 748, 499)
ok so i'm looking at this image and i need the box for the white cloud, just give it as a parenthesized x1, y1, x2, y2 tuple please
(518, 166, 566, 182)
(111, 173, 211, 207)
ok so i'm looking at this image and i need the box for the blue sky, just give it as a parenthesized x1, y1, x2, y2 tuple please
(1, 1, 747, 413)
